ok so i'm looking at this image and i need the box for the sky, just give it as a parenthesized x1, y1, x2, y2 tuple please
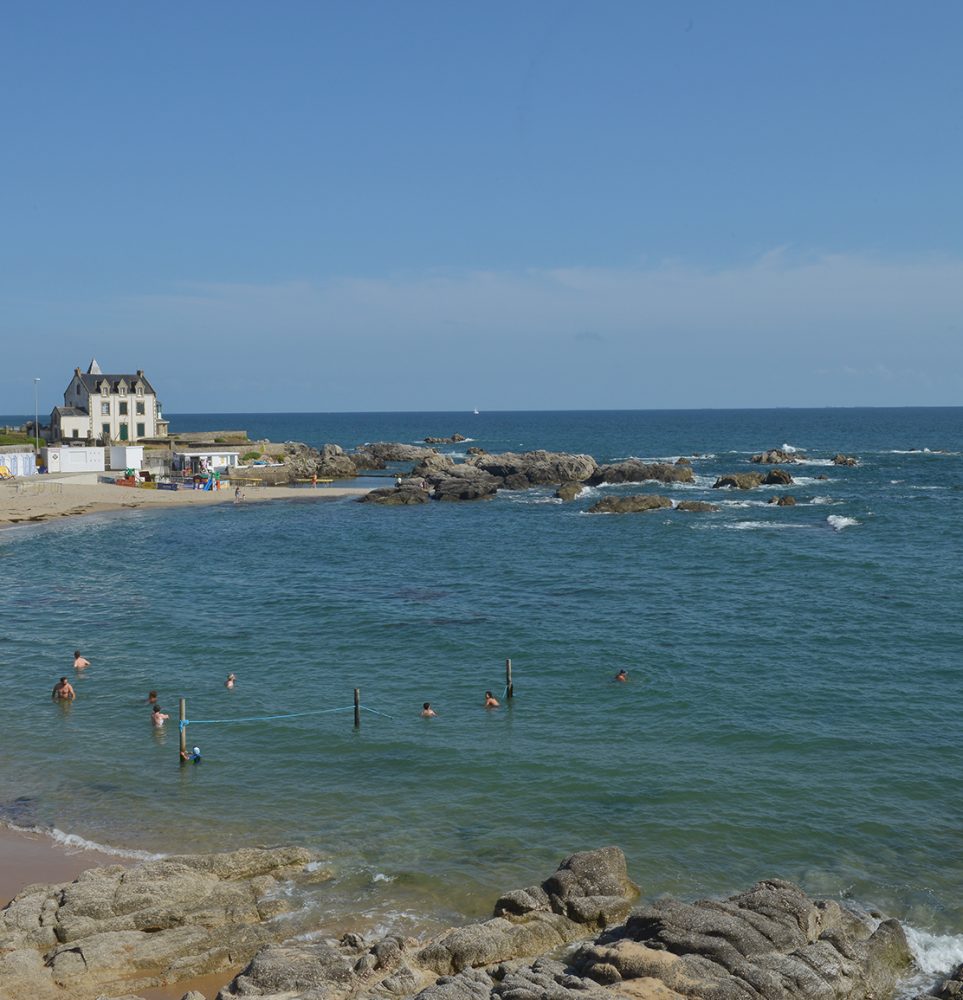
(2, 1, 962, 414)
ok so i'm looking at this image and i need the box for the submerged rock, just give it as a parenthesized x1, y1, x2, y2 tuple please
(675, 500, 719, 512)
(587, 495, 672, 514)
(833, 453, 859, 466)
(768, 494, 797, 506)
(555, 482, 583, 501)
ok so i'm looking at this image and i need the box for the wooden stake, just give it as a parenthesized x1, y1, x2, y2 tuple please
(354, 688, 361, 729)
(505, 658, 513, 700)
(179, 698, 186, 759)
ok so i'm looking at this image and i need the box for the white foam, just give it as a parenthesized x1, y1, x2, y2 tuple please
(827, 515, 859, 531)
(904, 924, 963, 976)
(4, 822, 164, 861)
(781, 443, 799, 453)
(722, 521, 809, 531)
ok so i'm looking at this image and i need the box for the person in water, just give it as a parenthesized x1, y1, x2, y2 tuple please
(421, 702, 437, 717)
(484, 690, 500, 708)
(225, 673, 236, 689)
(615, 669, 628, 682)
(147, 690, 158, 705)
(151, 705, 170, 727)
(52, 677, 76, 701)
(180, 746, 202, 763)
(73, 650, 90, 669)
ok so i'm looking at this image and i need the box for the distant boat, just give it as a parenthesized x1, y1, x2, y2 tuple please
(473, 408, 479, 415)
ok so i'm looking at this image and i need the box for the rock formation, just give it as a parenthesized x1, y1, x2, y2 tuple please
(469, 451, 598, 489)
(833, 453, 859, 466)
(763, 468, 794, 485)
(676, 501, 719, 512)
(352, 443, 440, 468)
(359, 487, 431, 505)
(556, 482, 584, 501)
(587, 495, 672, 514)
(751, 449, 802, 464)
(713, 473, 766, 490)
(587, 462, 693, 486)
(424, 434, 467, 444)
(768, 495, 797, 506)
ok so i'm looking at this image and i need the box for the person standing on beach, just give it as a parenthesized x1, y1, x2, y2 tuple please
(52, 677, 76, 701)
(151, 705, 170, 727)
(234, 486, 243, 503)
(484, 691, 500, 708)
(73, 650, 90, 669)
(421, 702, 437, 717)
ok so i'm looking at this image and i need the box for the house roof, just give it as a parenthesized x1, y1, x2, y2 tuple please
(76, 372, 156, 395)
(54, 406, 88, 417)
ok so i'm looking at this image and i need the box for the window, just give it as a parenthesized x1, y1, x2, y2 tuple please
(119, 384, 127, 396)
(72, 429, 79, 439)
(136, 384, 143, 397)
(136, 401, 145, 415)
(119, 402, 128, 415)
(102, 423, 110, 436)
(100, 381, 109, 395)
(137, 422, 145, 437)
(101, 402, 110, 415)
(119, 423, 129, 441)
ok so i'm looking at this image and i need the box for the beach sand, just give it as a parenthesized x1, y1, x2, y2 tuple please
(0, 478, 370, 530)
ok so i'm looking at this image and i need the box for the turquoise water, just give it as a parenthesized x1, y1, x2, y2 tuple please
(1, 408, 962, 938)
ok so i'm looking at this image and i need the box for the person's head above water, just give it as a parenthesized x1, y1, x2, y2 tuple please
(423, 702, 431, 709)
(74, 650, 81, 658)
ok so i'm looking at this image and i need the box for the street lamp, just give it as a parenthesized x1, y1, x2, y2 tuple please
(33, 377, 40, 453)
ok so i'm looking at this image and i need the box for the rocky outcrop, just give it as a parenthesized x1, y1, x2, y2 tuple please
(424, 434, 467, 444)
(470, 451, 598, 489)
(833, 453, 859, 466)
(675, 501, 719, 512)
(587, 495, 672, 514)
(315, 443, 360, 479)
(0, 847, 323, 1000)
(713, 473, 765, 490)
(768, 495, 796, 506)
(917, 961, 963, 998)
(763, 468, 794, 486)
(556, 482, 583, 501)
(587, 462, 693, 486)
(466, 446, 486, 456)
(574, 878, 912, 1000)
(751, 449, 801, 464)
(358, 487, 431, 505)
(433, 475, 499, 502)
(352, 443, 439, 469)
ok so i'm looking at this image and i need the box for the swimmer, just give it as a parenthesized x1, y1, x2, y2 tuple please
(147, 690, 158, 705)
(421, 702, 437, 718)
(52, 677, 76, 701)
(73, 650, 90, 669)
(615, 669, 628, 682)
(225, 673, 236, 689)
(180, 745, 202, 763)
(484, 690, 500, 709)
(151, 705, 170, 727)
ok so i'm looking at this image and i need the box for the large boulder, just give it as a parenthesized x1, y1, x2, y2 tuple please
(358, 487, 431, 505)
(833, 453, 859, 466)
(587, 495, 672, 514)
(751, 449, 801, 464)
(433, 476, 499, 502)
(768, 495, 797, 506)
(713, 473, 765, 490)
(675, 500, 719, 512)
(763, 468, 794, 486)
(315, 443, 360, 479)
(587, 461, 693, 486)
(573, 878, 913, 1000)
(470, 451, 598, 489)
(0, 848, 322, 1000)
(555, 482, 584, 501)
(352, 443, 439, 469)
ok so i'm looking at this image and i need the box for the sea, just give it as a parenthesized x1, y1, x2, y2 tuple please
(1, 408, 962, 984)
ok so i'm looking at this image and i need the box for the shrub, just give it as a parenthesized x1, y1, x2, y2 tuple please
(242, 451, 262, 462)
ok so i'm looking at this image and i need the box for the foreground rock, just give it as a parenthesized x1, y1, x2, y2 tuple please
(587, 461, 694, 486)
(588, 495, 672, 514)
(358, 487, 431, 505)
(0, 847, 322, 1000)
(215, 853, 914, 1000)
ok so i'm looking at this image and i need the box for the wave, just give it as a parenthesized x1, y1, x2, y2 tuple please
(2, 820, 164, 861)
(781, 443, 800, 453)
(827, 515, 859, 531)
(714, 521, 810, 531)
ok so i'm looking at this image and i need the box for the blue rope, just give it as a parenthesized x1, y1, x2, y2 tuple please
(360, 705, 394, 720)
(180, 705, 357, 731)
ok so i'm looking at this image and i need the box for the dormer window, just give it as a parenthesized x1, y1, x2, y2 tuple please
(135, 383, 144, 397)
(119, 382, 128, 396)
(100, 381, 109, 395)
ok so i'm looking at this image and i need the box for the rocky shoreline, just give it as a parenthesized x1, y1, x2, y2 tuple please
(0, 843, 944, 1000)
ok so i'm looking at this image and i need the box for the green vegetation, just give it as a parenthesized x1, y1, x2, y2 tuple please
(242, 451, 262, 462)
(0, 431, 38, 448)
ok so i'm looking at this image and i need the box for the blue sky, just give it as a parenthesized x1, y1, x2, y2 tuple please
(2, 1, 962, 413)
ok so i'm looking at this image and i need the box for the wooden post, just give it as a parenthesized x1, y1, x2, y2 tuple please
(354, 688, 361, 729)
(179, 698, 186, 759)
(505, 658, 513, 700)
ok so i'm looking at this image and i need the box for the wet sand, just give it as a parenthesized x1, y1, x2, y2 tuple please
(0, 479, 371, 530)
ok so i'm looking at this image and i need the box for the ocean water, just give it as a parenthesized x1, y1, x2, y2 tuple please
(2, 408, 962, 955)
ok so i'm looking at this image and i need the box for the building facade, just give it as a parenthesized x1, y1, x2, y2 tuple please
(51, 359, 169, 444)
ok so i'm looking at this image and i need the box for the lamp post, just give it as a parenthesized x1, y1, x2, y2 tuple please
(33, 377, 40, 453)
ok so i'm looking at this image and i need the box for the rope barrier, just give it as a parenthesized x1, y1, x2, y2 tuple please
(179, 705, 357, 731)
(360, 705, 395, 720)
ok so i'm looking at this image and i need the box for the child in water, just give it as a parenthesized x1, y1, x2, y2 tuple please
(180, 746, 202, 763)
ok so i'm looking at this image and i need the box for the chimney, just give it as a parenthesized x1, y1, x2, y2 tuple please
(136, 369, 144, 378)
(74, 368, 81, 376)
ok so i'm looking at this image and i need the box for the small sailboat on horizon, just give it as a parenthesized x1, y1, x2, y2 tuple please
(473, 408, 480, 415)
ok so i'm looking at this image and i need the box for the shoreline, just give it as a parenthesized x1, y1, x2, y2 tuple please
(0, 479, 371, 531)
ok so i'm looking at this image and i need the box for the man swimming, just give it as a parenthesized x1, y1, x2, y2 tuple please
(615, 669, 628, 682)
(484, 690, 500, 708)
(73, 650, 90, 669)
(152, 705, 170, 727)
(52, 677, 76, 701)
(421, 702, 437, 717)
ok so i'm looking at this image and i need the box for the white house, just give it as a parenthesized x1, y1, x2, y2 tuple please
(42, 446, 106, 473)
(50, 359, 170, 444)
(173, 450, 242, 475)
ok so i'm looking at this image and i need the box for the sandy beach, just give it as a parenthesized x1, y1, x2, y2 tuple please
(0, 478, 371, 530)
